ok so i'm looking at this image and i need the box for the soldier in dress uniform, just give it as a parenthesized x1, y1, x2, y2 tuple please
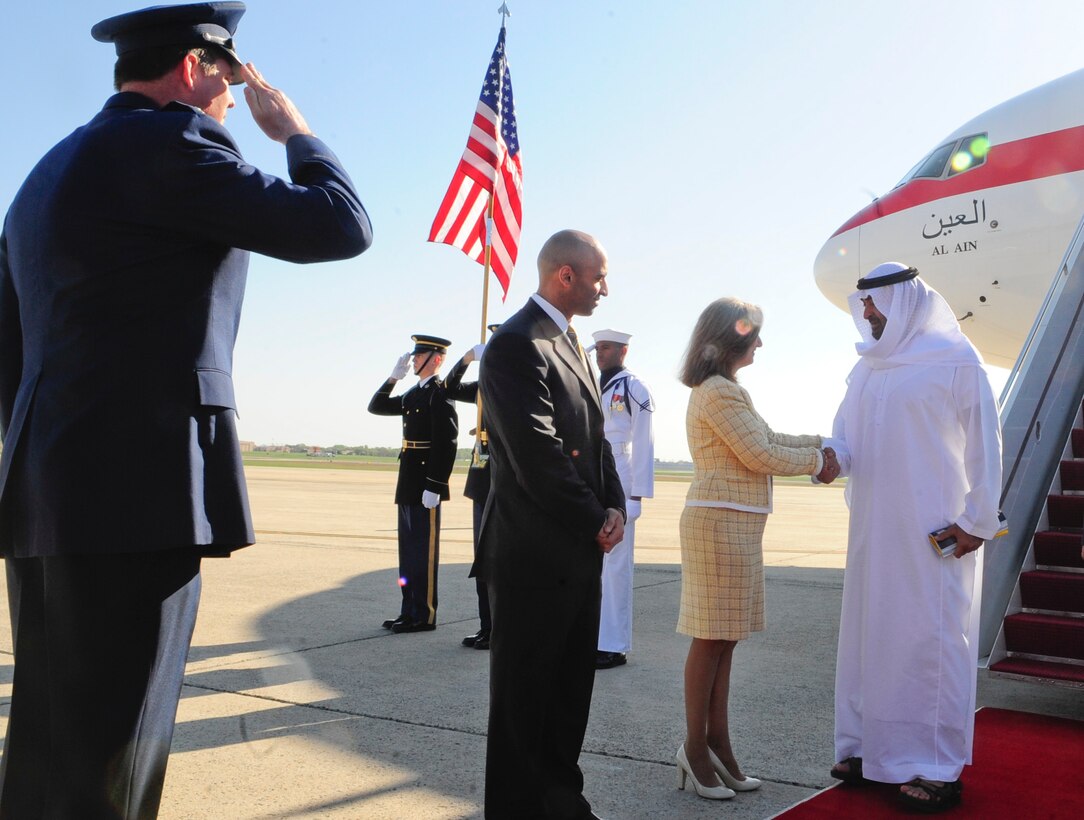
(444, 328, 495, 650)
(591, 329, 655, 668)
(369, 334, 458, 633)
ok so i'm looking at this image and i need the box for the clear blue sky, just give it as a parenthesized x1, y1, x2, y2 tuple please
(3, 1, 1083, 460)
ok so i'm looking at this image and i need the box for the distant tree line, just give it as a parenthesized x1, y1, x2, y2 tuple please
(253, 443, 475, 460)
(251, 443, 690, 471)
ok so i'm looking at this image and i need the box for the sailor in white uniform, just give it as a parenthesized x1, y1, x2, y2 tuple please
(590, 329, 655, 668)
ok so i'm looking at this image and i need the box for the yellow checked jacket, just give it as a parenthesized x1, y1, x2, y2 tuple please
(369, 376, 459, 504)
(686, 375, 821, 514)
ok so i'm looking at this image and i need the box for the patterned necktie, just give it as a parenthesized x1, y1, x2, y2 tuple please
(567, 325, 586, 367)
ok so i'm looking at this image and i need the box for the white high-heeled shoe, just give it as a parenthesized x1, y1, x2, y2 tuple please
(676, 744, 736, 800)
(707, 748, 762, 791)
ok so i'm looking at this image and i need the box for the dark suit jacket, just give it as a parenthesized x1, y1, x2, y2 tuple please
(0, 92, 372, 557)
(368, 377, 459, 504)
(475, 299, 624, 588)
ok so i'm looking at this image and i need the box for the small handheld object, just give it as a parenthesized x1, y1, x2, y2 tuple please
(928, 512, 1008, 557)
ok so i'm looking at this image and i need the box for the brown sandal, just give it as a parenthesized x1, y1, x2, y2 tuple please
(898, 778, 962, 813)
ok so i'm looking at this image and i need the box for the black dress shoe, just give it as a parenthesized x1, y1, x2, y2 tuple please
(595, 651, 627, 669)
(473, 634, 490, 650)
(391, 620, 437, 634)
(382, 615, 408, 630)
(462, 629, 488, 647)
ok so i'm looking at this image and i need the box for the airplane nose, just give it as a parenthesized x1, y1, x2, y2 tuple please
(814, 226, 861, 313)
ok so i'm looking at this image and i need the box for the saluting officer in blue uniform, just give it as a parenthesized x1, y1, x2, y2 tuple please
(0, 3, 372, 816)
(369, 335, 459, 633)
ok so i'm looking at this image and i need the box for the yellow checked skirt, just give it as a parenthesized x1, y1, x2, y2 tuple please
(677, 505, 767, 641)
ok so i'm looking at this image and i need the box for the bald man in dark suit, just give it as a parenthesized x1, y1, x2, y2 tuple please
(475, 229, 625, 819)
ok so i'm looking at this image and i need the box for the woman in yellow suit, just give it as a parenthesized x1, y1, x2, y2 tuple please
(674, 298, 838, 800)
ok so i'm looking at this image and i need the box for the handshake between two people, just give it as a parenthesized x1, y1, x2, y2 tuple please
(817, 447, 841, 484)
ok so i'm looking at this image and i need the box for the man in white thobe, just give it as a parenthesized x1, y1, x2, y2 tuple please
(826, 262, 1002, 812)
(591, 329, 655, 669)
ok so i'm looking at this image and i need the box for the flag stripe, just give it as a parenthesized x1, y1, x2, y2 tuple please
(441, 178, 481, 243)
(450, 191, 488, 250)
(430, 176, 474, 243)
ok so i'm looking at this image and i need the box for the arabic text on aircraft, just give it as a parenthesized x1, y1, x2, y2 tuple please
(922, 199, 988, 239)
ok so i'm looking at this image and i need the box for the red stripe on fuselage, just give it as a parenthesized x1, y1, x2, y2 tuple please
(831, 124, 1084, 237)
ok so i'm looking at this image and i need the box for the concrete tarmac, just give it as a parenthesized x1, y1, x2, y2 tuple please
(1, 466, 1080, 819)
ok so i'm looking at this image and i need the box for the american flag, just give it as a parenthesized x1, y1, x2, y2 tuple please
(428, 25, 522, 299)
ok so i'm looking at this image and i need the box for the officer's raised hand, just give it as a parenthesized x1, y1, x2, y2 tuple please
(389, 352, 411, 381)
(241, 63, 313, 144)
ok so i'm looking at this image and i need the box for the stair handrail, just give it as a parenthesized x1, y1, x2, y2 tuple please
(981, 208, 1084, 657)
(999, 212, 1084, 412)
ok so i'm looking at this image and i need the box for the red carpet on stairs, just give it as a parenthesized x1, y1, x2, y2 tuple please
(773, 708, 1084, 818)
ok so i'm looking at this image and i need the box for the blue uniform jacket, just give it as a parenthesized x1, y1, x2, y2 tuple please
(0, 92, 372, 557)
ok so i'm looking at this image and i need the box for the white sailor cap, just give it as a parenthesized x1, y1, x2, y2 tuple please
(591, 328, 632, 345)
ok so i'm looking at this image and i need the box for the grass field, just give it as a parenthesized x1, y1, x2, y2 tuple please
(241, 452, 401, 471)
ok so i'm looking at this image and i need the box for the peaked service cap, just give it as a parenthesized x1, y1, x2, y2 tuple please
(411, 335, 452, 355)
(92, 2, 247, 84)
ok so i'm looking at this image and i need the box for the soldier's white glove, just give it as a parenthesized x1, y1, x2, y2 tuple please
(422, 490, 441, 509)
(471, 342, 487, 362)
(390, 352, 411, 381)
(626, 499, 642, 521)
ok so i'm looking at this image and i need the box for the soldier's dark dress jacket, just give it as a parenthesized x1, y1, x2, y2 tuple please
(0, 92, 372, 558)
(368, 376, 459, 503)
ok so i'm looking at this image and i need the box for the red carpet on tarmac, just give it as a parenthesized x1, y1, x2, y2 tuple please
(772, 708, 1084, 819)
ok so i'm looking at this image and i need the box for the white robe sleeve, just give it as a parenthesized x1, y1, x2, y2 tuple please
(821, 360, 866, 480)
(823, 407, 852, 477)
(952, 366, 1003, 540)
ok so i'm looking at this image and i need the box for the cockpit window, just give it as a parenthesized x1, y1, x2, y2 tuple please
(947, 134, 990, 177)
(908, 142, 956, 182)
(894, 132, 989, 187)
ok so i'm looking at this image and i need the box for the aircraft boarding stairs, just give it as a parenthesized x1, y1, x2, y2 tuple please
(981, 214, 1084, 687)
